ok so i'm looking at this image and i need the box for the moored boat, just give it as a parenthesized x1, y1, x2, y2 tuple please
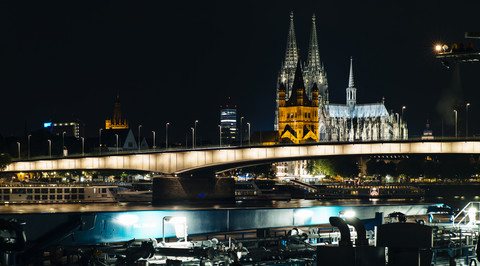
(235, 180, 291, 201)
(315, 184, 425, 199)
(0, 184, 117, 204)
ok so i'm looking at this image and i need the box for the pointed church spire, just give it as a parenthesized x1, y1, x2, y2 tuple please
(284, 11, 299, 70)
(307, 14, 320, 72)
(346, 57, 357, 109)
(348, 56, 354, 88)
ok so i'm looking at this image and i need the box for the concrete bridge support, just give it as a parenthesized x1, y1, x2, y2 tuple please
(152, 173, 235, 204)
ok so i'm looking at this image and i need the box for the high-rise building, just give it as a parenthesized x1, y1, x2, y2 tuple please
(105, 92, 129, 130)
(220, 98, 238, 145)
(43, 120, 85, 138)
(274, 12, 328, 131)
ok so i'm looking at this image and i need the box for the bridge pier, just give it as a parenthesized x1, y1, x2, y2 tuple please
(152, 173, 235, 204)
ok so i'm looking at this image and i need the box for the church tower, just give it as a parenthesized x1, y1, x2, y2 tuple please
(278, 60, 319, 144)
(105, 92, 129, 130)
(346, 57, 357, 110)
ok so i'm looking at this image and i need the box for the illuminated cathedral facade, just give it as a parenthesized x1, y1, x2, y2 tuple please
(275, 13, 407, 144)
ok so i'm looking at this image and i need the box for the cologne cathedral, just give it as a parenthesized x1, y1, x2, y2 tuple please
(275, 13, 408, 143)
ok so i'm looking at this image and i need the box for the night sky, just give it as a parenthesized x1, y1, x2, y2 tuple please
(1, 1, 480, 144)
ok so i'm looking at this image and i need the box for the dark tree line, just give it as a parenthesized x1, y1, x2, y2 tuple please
(367, 155, 478, 180)
(305, 155, 479, 181)
(306, 157, 359, 178)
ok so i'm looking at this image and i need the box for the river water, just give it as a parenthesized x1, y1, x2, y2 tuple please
(0, 194, 477, 214)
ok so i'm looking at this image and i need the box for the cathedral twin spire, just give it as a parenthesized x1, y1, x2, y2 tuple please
(284, 11, 299, 71)
(275, 12, 328, 131)
(280, 12, 327, 96)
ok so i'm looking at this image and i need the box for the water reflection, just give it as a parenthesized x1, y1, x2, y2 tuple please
(0, 195, 476, 214)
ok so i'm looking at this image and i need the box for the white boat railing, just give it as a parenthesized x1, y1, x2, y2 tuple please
(453, 201, 480, 227)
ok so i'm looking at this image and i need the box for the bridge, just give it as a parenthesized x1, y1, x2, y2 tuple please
(5, 140, 480, 174)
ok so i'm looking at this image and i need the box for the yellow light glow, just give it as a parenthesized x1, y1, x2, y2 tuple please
(435, 45, 442, 52)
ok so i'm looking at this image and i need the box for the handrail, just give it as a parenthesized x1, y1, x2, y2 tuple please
(453, 201, 480, 227)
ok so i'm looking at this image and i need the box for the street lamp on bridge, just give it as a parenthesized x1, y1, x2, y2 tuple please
(152, 131, 156, 150)
(453, 109, 458, 138)
(115, 134, 119, 155)
(190, 127, 194, 149)
(81, 137, 85, 156)
(240, 116, 244, 146)
(166, 122, 170, 149)
(27, 134, 31, 160)
(466, 103, 471, 138)
(194, 120, 199, 148)
(138, 125, 142, 151)
(99, 128, 103, 155)
(247, 122, 251, 146)
(218, 125, 222, 147)
(47, 139, 51, 158)
(16, 142, 20, 160)
(62, 131, 66, 157)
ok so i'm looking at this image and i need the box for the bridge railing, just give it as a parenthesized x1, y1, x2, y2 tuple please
(10, 136, 480, 162)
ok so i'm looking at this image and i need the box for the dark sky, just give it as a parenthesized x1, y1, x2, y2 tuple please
(1, 1, 480, 143)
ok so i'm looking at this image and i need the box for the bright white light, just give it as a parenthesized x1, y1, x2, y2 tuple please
(468, 208, 477, 224)
(294, 209, 313, 220)
(115, 214, 139, 226)
(340, 210, 356, 218)
(164, 216, 187, 224)
(435, 44, 442, 51)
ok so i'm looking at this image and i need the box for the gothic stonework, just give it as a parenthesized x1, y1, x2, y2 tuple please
(275, 13, 328, 131)
(275, 13, 407, 143)
(318, 58, 408, 142)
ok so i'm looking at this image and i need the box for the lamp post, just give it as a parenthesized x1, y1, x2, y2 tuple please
(166, 122, 170, 149)
(454, 109, 458, 138)
(27, 134, 31, 160)
(81, 137, 84, 156)
(218, 125, 222, 146)
(115, 134, 119, 155)
(138, 125, 142, 151)
(190, 127, 194, 149)
(194, 120, 198, 148)
(240, 116, 244, 146)
(62, 131, 66, 157)
(466, 103, 470, 138)
(17, 142, 20, 160)
(99, 128, 103, 155)
(401, 106, 406, 120)
(152, 131, 156, 150)
(247, 122, 251, 146)
(47, 139, 51, 158)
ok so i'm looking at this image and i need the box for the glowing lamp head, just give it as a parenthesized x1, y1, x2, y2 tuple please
(339, 210, 356, 218)
(435, 44, 442, 52)
(163, 216, 187, 224)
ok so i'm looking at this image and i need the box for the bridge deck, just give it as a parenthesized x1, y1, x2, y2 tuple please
(6, 140, 480, 174)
